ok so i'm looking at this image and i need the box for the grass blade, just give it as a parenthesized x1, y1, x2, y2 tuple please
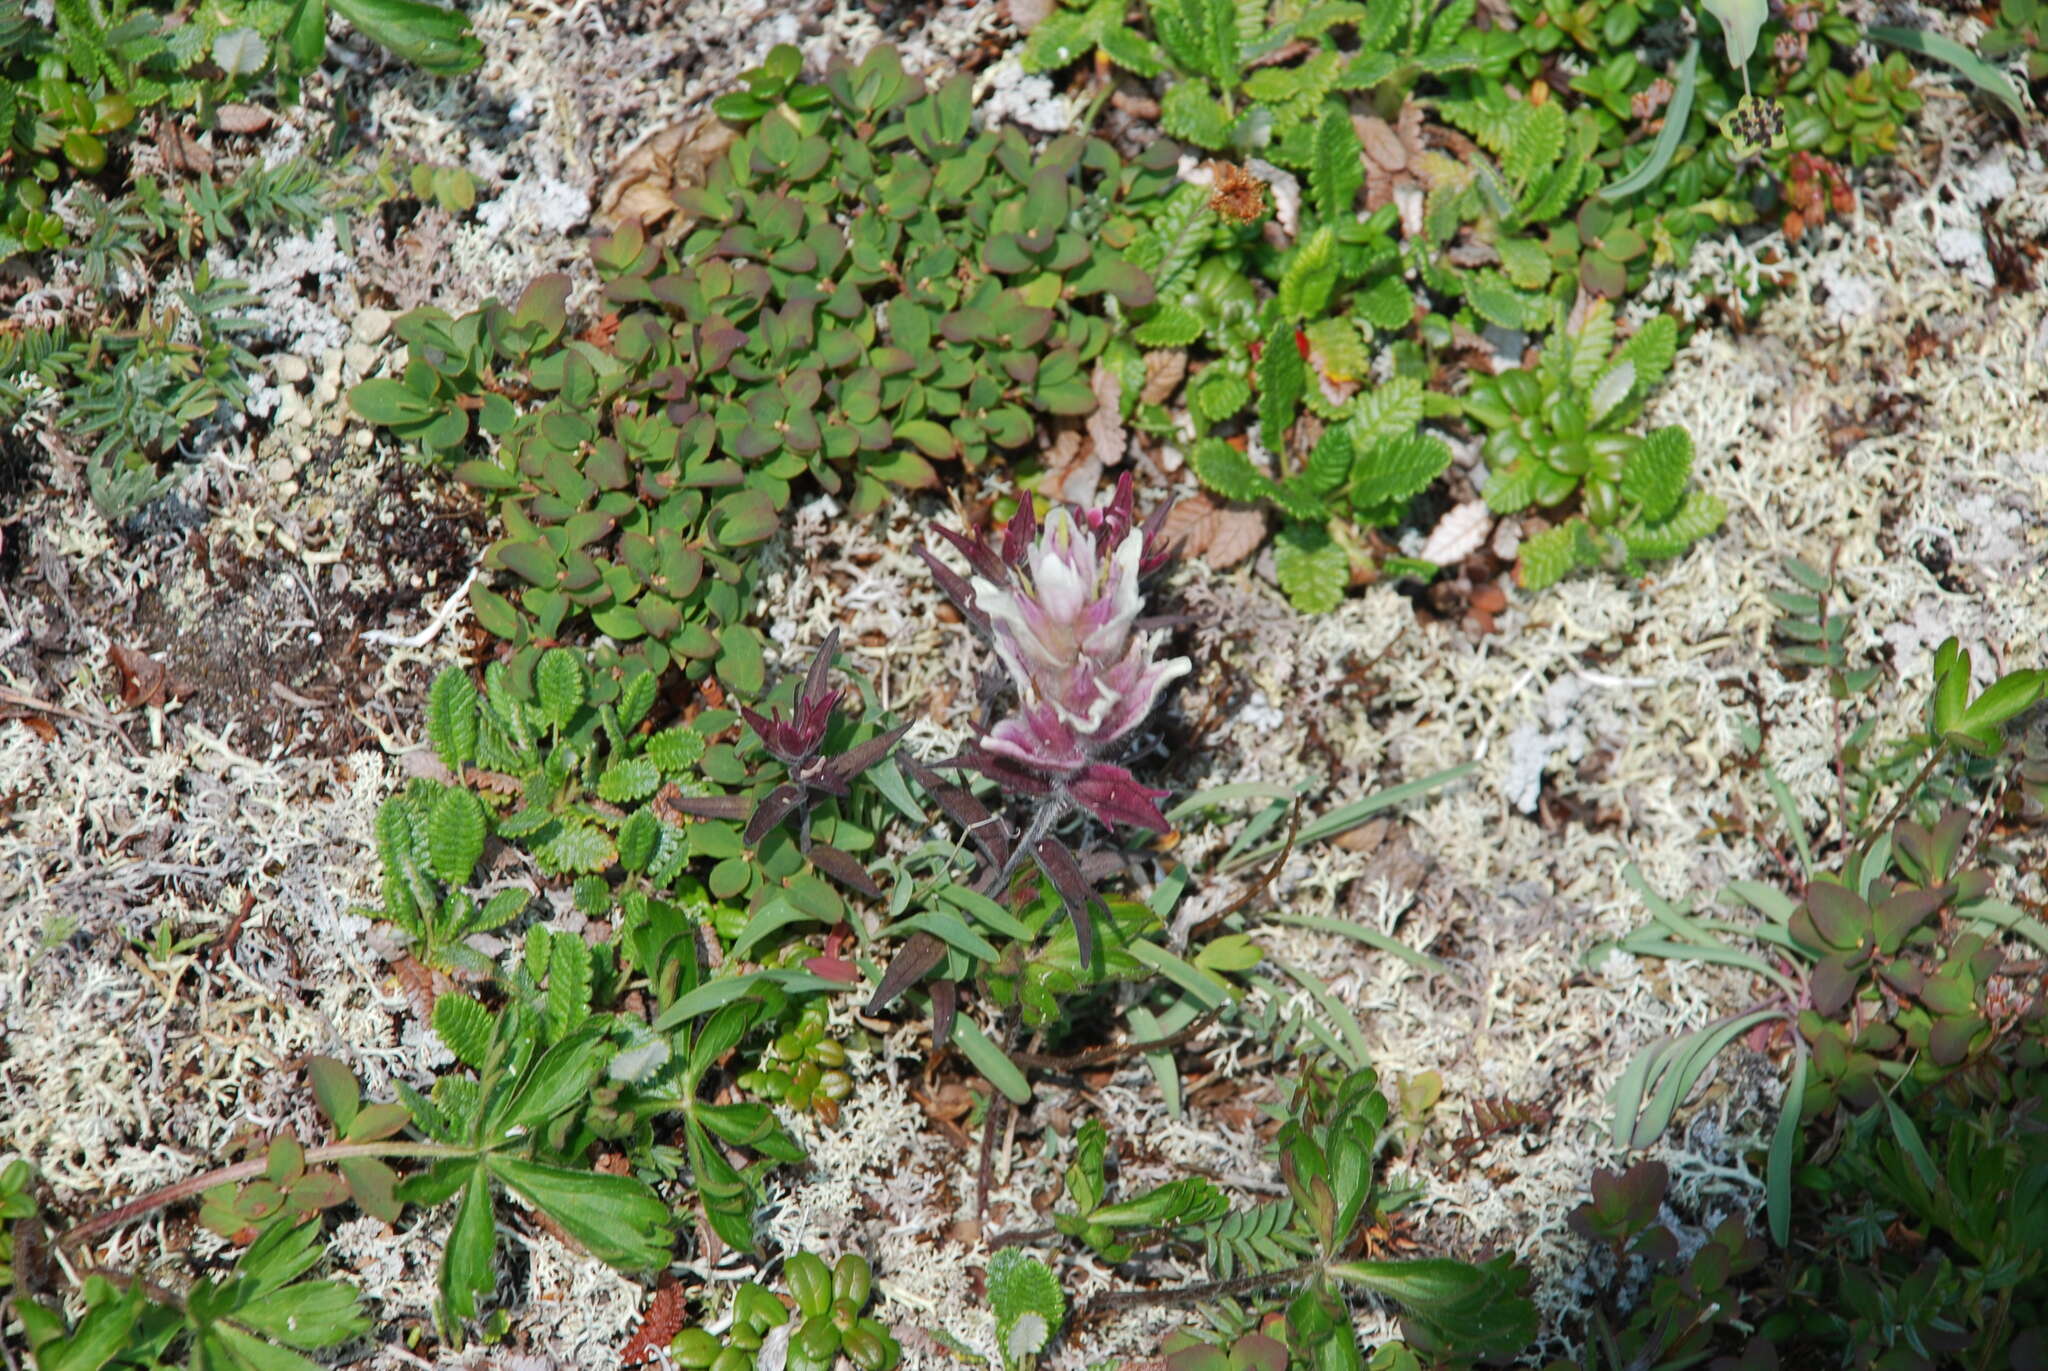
(1601, 42, 1699, 201)
(1867, 26, 2024, 118)
(1261, 910, 1446, 973)
(1224, 763, 1476, 871)
(1767, 1037, 1807, 1245)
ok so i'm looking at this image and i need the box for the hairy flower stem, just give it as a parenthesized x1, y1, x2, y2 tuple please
(56, 1141, 469, 1255)
(990, 794, 1072, 893)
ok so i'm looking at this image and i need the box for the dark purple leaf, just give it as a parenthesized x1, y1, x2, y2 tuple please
(1139, 491, 1178, 576)
(930, 523, 1007, 584)
(931, 979, 958, 1047)
(1000, 495, 1037, 568)
(916, 544, 987, 631)
(824, 721, 913, 788)
(1070, 763, 1172, 831)
(949, 745, 1054, 798)
(808, 842, 883, 899)
(744, 783, 807, 845)
(866, 931, 948, 1014)
(802, 628, 841, 713)
(663, 794, 754, 821)
(901, 754, 1013, 869)
(1033, 836, 1096, 966)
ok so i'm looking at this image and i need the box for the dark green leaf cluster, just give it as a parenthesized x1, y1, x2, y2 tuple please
(1981, 0, 2048, 80)
(1550, 1161, 1773, 1370)
(352, 42, 1173, 686)
(734, 998, 856, 1119)
(1605, 624, 2048, 1253)
(666, 1252, 898, 1371)
(1021, 0, 1992, 602)
(0, 0, 475, 264)
(1035, 1068, 1537, 1365)
(15, 1219, 371, 1371)
(1464, 300, 1722, 588)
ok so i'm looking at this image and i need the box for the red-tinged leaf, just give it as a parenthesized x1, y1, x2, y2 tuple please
(306, 1058, 359, 1135)
(1033, 836, 1096, 966)
(1929, 1015, 1983, 1066)
(1071, 762, 1173, 831)
(744, 784, 807, 845)
(902, 754, 1012, 869)
(662, 793, 754, 821)
(804, 955, 861, 984)
(339, 1157, 404, 1223)
(1872, 885, 1951, 955)
(345, 1102, 412, 1143)
(825, 721, 912, 788)
(807, 842, 883, 898)
(918, 544, 985, 628)
(866, 931, 947, 1013)
(1810, 952, 1861, 1018)
(931, 979, 958, 1048)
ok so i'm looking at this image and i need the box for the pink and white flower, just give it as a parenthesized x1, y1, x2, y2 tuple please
(921, 474, 1186, 830)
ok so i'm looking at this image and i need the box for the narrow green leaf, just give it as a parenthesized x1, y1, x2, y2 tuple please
(1766, 1039, 1806, 1245)
(953, 1015, 1032, 1102)
(1602, 44, 1699, 201)
(439, 1165, 495, 1322)
(1867, 25, 2024, 118)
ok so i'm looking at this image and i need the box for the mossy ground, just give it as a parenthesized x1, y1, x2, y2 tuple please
(1, 4, 2044, 1368)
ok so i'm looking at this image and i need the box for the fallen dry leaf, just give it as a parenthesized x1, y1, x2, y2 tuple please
(107, 643, 180, 709)
(595, 114, 736, 233)
(1140, 349, 1187, 405)
(2, 708, 58, 743)
(618, 1276, 685, 1366)
(1039, 427, 1102, 505)
(1159, 492, 1267, 569)
(214, 103, 274, 135)
(156, 119, 213, 177)
(1004, 0, 1056, 29)
(1207, 160, 1267, 224)
(1418, 499, 1492, 566)
(1087, 363, 1127, 467)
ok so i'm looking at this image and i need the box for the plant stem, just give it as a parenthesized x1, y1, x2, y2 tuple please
(56, 1141, 469, 1255)
(1087, 1260, 1321, 1311)
(1859, 746, 1949, 865)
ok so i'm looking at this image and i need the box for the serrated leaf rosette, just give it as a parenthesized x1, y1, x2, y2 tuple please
(923, 473, 1186, 832)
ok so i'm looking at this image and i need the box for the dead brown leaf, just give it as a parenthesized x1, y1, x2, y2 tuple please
(1207, 161, 1267, 224)
(595, 114, 737, 233)
(1086, 363, 1127, 467)
(1159, 492, 1266, 570)
(107, 643, 182, 709)
(215, 103, 274, 135)
(1004, 0, 1056, 29)
(2, 708, 58, 743)
(1140, 349, 1187, 405)
(156, 119, 213, 177)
